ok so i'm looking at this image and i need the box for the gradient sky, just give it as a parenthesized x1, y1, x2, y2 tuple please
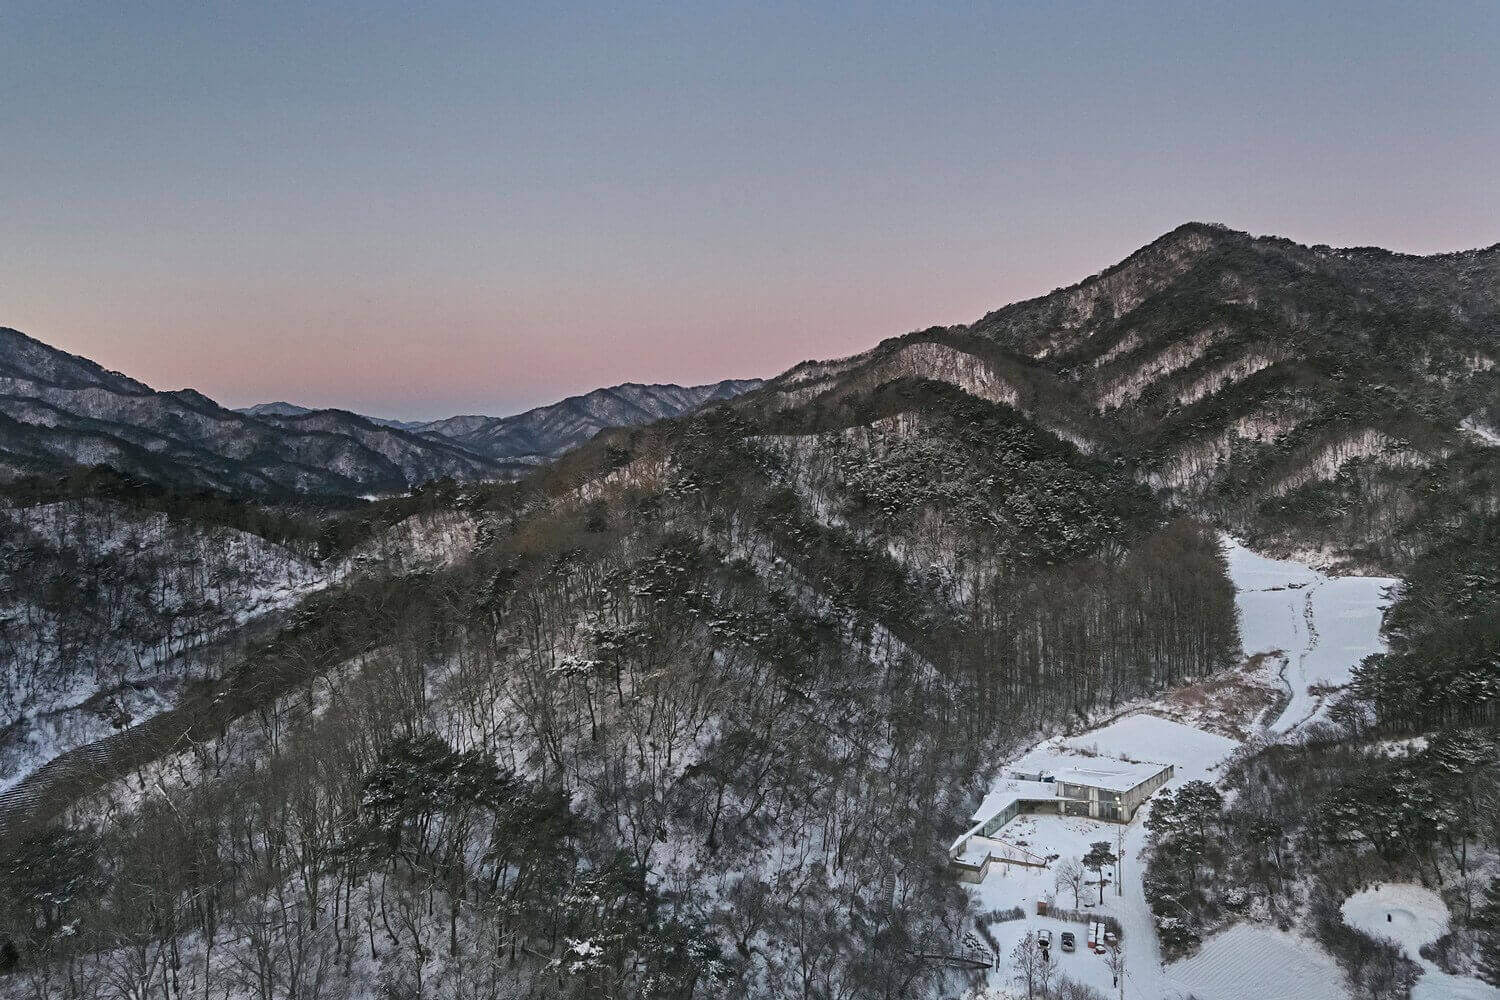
(3, 2, 1497, 419)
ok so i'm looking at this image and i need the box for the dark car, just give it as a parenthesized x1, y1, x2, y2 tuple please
(1060, 932, 1076, 953)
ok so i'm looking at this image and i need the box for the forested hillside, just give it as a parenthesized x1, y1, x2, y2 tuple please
(0, 223, 1493, 999)
(757, 224, 1499, 573)
(0, 367, 1238, 999)
(1142, 513, 1500, 996)
(0, 470, 500, 799)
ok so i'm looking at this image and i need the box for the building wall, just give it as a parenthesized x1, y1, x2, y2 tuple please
(1057, 764, 1174, 821)
(1118, 764, 1174, 818)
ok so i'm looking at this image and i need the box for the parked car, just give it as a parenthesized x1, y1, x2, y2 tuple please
(1036, 930, 1053, 949)
(1059, 932, 1075, 953)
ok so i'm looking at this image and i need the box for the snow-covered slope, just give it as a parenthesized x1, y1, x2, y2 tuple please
(0, 500, 488, 796)
(0, 500, 331, 791)
(1222, 535, 1397, 734)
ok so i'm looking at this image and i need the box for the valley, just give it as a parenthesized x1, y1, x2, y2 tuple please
(7, 0, 1496, 994)
(0, 225, 1495, 1000)
(961, 535, 1445, 1000)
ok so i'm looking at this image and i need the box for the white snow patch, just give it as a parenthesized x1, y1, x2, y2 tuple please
(1267, 429, 1433, 497)
(1095, 328, 1221, 410)
(1222, 535, 1396, 734)
(1342, 883, 1500, 1000)
(1168, 923, 1349, 1000)
(1462, 417, 1500, 447)
(1175, 351, 1281, 406)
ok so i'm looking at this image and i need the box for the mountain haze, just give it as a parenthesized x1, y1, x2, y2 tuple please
(240, 379, 763, 464)
(0, 327, 762, 496)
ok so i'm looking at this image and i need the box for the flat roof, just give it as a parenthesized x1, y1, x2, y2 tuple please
(1011, 745, 1169, 793)
(970, 778, 1061, 823)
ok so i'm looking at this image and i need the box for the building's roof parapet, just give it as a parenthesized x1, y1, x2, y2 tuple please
(1010, 745, 1169, 794)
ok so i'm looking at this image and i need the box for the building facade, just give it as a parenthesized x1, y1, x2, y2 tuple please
(949, 755, 1176, 881)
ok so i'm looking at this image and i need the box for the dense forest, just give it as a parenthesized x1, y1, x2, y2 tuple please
(0, 380, 1240, 999)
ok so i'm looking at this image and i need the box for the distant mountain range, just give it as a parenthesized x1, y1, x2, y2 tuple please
(0, 326, 761, 496)
(4, 221, 1496, 565)
(237, 380, 761, 464)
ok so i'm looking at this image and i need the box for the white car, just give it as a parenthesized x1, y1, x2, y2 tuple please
(1036, 930, 1053, 949)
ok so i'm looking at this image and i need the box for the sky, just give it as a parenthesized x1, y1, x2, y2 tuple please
(2, 2, 1497, 420)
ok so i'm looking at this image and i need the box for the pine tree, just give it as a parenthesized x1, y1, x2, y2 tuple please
(1084, 841, 1118, 905)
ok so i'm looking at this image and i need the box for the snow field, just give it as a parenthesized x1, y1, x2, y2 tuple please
(968, 713, 1244, 999)
(1342, 884, 1500, 1000)
(969, 710, 1360, 999)
(1167, 923, 1348, 1000)
(1221, 535, 1396, 734)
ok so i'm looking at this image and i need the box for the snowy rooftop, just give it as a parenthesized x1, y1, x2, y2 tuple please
(1009, 745, 1169, 794)
(966, 715, 1235, 840)
(969, 778, 1061, 823)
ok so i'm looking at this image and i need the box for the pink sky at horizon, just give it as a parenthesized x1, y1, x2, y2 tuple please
(9, 213, 1497, 420)
(4, 3, 1496, 420)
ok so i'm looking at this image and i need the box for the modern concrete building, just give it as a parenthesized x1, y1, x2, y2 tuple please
(948, 748, 1174, 881)
(1006, 746, 1174, 823)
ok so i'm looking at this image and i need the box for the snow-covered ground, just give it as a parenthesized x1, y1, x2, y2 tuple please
(0, 502, 333, 792)
(0, 503, 483, 794)
(1168, 923, 1347, 1000)
(970, 713, 1359, 999)
(970, 714, 1255, 999)
(1342, 884, 1500, 1000)
(1222, 536, 1397, 734)
(1461, 416, 1500, 447)
(969, 538, 1411, 1000)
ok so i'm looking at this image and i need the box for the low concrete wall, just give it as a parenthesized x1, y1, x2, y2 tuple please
(949, 835, 1048, 882)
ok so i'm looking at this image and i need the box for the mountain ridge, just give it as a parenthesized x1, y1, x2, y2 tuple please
(734, 222, 1498, 570)
(0, 325, 763, 495)
(238, 378, 765, 462)
(3, 221, 1496, 566)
